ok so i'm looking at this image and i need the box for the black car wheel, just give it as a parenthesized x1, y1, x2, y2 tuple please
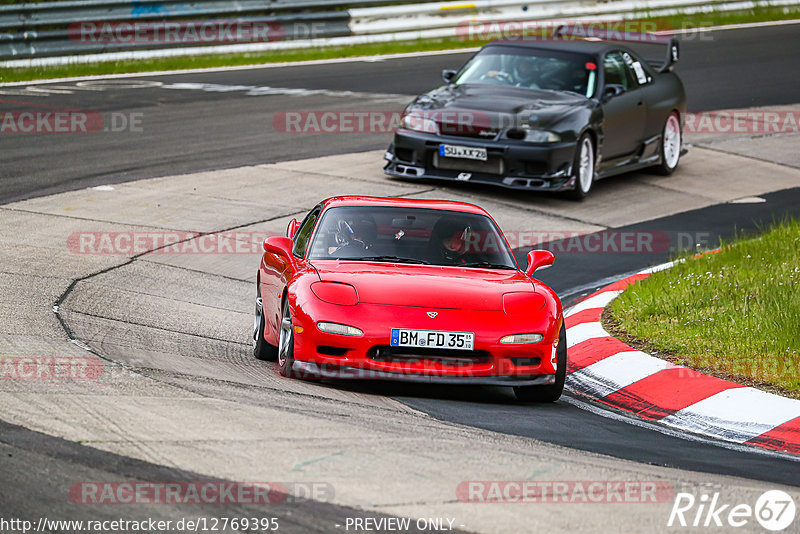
(653, 112, 682, 175)
(277, 298, 296, 377)
(253, 286, 278, 361)
(566, 134, 595, 201)
(513, 323, 567, 403)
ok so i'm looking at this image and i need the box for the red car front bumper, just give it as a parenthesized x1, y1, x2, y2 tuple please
(289, 299, 561, 385)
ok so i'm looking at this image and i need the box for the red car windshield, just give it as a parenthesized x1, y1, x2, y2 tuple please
(307, 206, 518, 269)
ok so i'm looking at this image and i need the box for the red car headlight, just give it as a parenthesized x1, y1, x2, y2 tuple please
(311, 282, 359, 306)
(500, 333, 544, 344)
(317, 322, 363, 336)
(503, 291, 546, 315)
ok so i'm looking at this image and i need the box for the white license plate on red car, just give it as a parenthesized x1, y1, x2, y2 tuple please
(390, 329, 475, 350)
(439, 144, 487, 161)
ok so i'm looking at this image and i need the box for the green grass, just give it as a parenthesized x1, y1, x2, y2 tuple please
(607, 218, 800, 397)
(1, 7, 800, 83)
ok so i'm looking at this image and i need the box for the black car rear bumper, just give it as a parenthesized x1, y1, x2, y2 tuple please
(384, 129, 579, 191)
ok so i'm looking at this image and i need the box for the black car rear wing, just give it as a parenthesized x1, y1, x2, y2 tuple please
(553, 24, 679, 72)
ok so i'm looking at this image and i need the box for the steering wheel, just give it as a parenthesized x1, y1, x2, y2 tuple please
(334, 219, 355, 246)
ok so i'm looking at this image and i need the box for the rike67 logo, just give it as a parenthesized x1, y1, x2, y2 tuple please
(668, 490, 796, 531)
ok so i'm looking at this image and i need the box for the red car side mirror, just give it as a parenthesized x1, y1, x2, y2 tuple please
(286, 218, 299, 239)
(525, 250, 554, 277)
(263, 236, 294, 260)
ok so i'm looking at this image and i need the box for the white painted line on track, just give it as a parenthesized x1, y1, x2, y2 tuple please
(560, 270, 639, 304)
(730, 196, 767, 203)
(161, 81, 407, 100)
(660, 17, 800, 34)
(660, 388, 800, 443)
(568, 351, 674, 398)
(637, 259, 678, 274)
(561, 394, 800, 461)
(566, 290, 622, 317)
(566, 322, 608, 348)
(565, 260, 800, 455)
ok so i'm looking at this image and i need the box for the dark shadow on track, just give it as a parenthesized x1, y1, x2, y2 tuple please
(0, 417, 462, 533)
(322, 378, 800, 487)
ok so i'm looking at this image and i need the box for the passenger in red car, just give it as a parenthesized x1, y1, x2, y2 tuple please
(430, 218, 471, 264)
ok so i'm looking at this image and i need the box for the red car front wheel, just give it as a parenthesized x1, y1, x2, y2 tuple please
(277, 299, 296, 377)
(253, 286, 277, 361)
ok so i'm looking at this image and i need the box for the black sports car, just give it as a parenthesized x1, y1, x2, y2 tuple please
(384, 27, 686, 199)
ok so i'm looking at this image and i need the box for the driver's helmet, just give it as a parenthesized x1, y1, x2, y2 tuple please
(513, 56, 538, 86)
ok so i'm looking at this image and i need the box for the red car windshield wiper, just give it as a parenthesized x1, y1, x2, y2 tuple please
(459, 261, 516, 270)
(348, 255, 430, 265)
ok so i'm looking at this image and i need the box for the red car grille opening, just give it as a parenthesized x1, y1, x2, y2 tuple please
(317, 345, 349, 357)
(509, 356, 541, 367)
(368, 346, 490, 367)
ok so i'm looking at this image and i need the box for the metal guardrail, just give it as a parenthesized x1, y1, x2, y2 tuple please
(1, 0, 799, 65)
(349, 0, 800, 34)
(0, 0, 401, 59)
(0, 0, 396, 29)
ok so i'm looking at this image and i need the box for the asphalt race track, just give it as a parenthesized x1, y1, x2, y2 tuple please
(2, 22, 800, 532)
(2, 24, 800, 204)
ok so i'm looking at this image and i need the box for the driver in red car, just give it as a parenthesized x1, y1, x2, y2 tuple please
(331, 216, 377, 257)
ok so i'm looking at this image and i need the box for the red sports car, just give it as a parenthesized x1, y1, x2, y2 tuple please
(253, 196, 566, 402)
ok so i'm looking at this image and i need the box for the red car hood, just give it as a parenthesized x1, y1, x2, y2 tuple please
(311, 261, 534, 310)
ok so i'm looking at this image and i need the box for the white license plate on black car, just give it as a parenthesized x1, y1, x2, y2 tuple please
(439, 144, 487, 161)
(391, 329, 475, 350)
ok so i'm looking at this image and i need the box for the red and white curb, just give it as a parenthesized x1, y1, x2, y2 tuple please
(564, 264, 800, 456)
